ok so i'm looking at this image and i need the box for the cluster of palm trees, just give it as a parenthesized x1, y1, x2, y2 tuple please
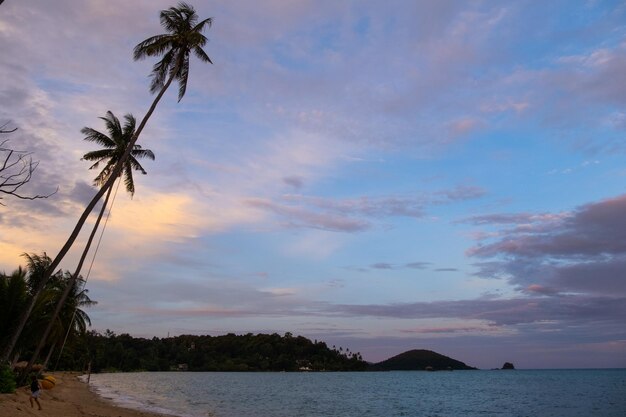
(0, 2, 213, 379)
(0, 254, 95, 371)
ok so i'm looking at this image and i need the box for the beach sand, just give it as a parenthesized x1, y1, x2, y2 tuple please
(0, 372, 170, 417)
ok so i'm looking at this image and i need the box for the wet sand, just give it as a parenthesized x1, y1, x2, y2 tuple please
(0, 372, 171, 417)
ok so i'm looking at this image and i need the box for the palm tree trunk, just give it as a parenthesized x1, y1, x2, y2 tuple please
(10, 351, 20, 368)
(21, 184, 114, 378)
(42, 341, 55, 371)
(1, 61, 181, 364)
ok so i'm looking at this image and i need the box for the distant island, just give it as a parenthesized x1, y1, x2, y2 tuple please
(368, 349, 476, 371)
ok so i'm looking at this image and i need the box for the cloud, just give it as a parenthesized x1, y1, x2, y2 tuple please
(328, 295, 626, 327)
(247, 185, 485, 233)
(399, 324, 500, 335)
(247, 197, 371, 232)
(469, 194, 626, 258)
(371, 262, 393, 270)
(447, 117, 484, 139)
(282, 175, 304, 189)
(405, 262, 431, 269)
(462, 212, 566, 226)
(371, 261, 436, 271)
(465, 194, 626, 297)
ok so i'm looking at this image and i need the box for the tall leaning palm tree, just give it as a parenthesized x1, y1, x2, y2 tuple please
(1, 2, 212, 363)
(22, 111, 153, 375)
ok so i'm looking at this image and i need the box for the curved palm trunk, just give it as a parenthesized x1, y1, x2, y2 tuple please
(42, 340, 56, 371)
(21, 184, 114, 378)
(2, 60, 182, 364)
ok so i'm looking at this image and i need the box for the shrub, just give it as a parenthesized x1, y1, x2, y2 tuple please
(0, 364, 16, 393)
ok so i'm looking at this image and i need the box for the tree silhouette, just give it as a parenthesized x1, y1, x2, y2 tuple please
(1, 3, 212, 363)
(21, 112, 153, 375)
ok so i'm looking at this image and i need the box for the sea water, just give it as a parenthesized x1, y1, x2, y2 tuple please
(84, 369, 626, 417)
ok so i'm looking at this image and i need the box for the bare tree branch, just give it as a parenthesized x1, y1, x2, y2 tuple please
(0, 121, 18, 134)
(0, 125, 58, 206)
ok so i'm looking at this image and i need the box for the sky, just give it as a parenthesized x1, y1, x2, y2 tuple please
(1, 0, 625, 369)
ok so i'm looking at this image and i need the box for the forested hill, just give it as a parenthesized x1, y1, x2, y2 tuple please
(61, 331, 367, 372)
(368, 349, 476, 371)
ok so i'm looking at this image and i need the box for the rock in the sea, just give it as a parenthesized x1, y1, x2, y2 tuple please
(501, 362, 515, 370)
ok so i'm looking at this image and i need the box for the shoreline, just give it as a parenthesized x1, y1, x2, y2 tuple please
(0, 372, 174, 417)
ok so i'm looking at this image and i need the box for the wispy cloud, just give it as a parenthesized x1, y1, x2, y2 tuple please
(247, 185, 485, 233)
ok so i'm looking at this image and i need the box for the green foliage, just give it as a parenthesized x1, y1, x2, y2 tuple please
(0, 254, 95, 367)
(0, 364, 16, 393)
(0, 267, 28, 340)
(61, 331, 367, 373)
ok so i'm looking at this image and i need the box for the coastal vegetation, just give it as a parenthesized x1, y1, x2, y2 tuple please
(0, 253, 95, 391)
(57, 331, 368, 373)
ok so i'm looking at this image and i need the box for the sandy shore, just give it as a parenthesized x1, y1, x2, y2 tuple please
(0, 372, 171, 417)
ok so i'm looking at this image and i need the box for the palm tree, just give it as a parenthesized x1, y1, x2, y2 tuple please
(133, 1, 213, 101)
(1, 2, 212, 363)
(23, 111, 153, 375)
(0, 267, 28, 363)
(41, 273, 96, 370)
(0, 253, 60, 365)
(82, 111, 155, 196)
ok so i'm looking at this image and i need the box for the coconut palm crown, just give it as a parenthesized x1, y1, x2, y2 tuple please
(133, 2, 213, 102)
(81, 111, 155, 197)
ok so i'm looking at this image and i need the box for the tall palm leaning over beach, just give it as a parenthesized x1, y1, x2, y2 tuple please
(23, 112, 154, 373)
(1, 2, 212, 363)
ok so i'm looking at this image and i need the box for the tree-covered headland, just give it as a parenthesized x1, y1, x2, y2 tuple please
(61, 331, 368, 373)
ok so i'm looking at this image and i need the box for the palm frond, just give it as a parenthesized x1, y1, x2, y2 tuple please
(93, 163, 114, 186)
(134, 34, 176, 60)
(123, 163, 135, 196)
(123, 113, 137, 138)
(129, 156, 148, 175)
(150, 49, 176, 94)
(131, 147, 156, 161)
(161, 3, 197, 32)
(101, 111, 123, 140)
(193, 45, 213, 64)
(176, 52, 190, 101)
(80, 127, 116, 148)
(192, 17, 213, 36)
(82, 149, 114, 163)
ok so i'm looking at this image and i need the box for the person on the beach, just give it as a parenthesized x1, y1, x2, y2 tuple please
(29, 375, 42, 410)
